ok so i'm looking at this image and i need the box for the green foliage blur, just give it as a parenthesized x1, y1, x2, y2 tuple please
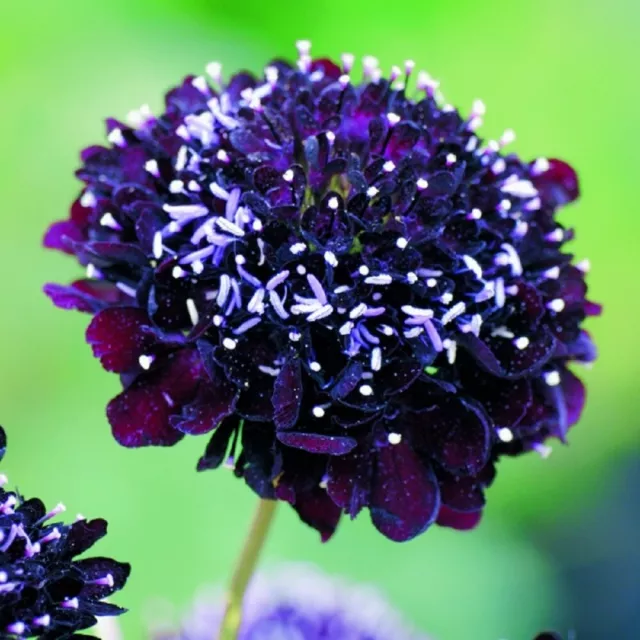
(0, 1, 637, 638)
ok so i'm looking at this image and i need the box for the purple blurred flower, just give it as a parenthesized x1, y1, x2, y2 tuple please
(44, 43, 599, 542)
(149, 563, 430, 640)
(0, 426, 130, 638)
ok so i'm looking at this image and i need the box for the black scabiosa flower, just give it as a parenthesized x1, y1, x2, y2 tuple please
(0, 426, 130, 638)
(149, 563, 430, 640)
(44, 42, 599, 542)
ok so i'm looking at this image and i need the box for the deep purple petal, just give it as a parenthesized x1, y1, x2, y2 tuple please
(276, 432, 357, 455)
(292, 488, 342, 542)
(532, 158, 579, 206)
(412, 398, 491, 475)
(327, 449, 372, 518)
(436, 505, 483, 531)
(44, 280, 124, 313)
(43, 220, 85, 253)
(171, 376, 238, 435)
(106, 349, 202, 447)
(76, 558, 131, 598)
(370, 441, 440, 542)
(272, 358, 303, 430)
(62, 519, 108, 559)
(86, 307, 156, 373)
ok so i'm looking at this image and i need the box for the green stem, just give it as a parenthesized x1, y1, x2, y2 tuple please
(217, 499, 278, 640)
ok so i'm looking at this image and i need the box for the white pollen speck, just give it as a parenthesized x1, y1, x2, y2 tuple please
(366, 186, 379, 197)
(80, 191, 97, 208)
(216, 149, 229, 163)
(310, 361, 321, 372)
(223, 337, 237, 350)
(416, 178, 429, 190)
(138, 355, 154, 370)
(383, 160, 395, 173)
(206, 61, 222, 81)
(172, 266, 186, 279)
(469, 208, 482, 220)
(235, 255, 246, 265)
(426, 278, 437, 288)
(446, 153, 457, 165)
(192, 260, 204, 274)
(359, 384, 373, 396)
(548, 298, 566, 313)
(191, 76, 209, 93)
(296, 265, 307, 275)
(440, 292, 454, 305)
(283, 169, 294, 182)
(326, 131, 336, 142)
(514, 336, 530, 350)
(186, 298, 199, 325)
(289, 331, 301, 342)
(387, 112, 401, 125)
(544, 371, 561, 386)
(396, 237, 408, 250)
(312, 406, 325, 418)
(359, 265, 370, 276)
(407, 272, 418, 284)
(388, 432, 402, 445)
(472, 99, 486, 116)
(546, 228, 564, 243)
(497, 427, 514, 442)
(328, 196, 339, 210)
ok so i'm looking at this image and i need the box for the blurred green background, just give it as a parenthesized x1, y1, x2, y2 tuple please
(0, 1, 637, 638)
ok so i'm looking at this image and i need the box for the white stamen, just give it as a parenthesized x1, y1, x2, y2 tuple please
(312, 406, 326, 418)
(223, 337, 237, 350)
(514, 336, 530, 350)
(531, 158, 550, 175)
(327, 196, 339, 210)
(359, 384, 373, 396)
(547, 298, 565, 313)
(492, 326, 515, 339)
(186, 299, 199, 325)
(468, 208, 482, 220)
(371, 347, 382, 371)
(396, 237, 408, 250)
(443, 338, 457, 364)
(349, 303, 368, 319)
(309, 361, 321, 372)
(502, 179, 538, 198)
(387, 112, 401, 125)
(138, 355, 154, 370)
(401, 305, 434, 319)
(406, 272, 418, 284)
(576, 259, 591, 273)
(216, 217, 245, 237)
(290, 242, 307, 255)
(497, 427, 514, 442)
(544, 266, 561, 279)
(446, 153, 457, 166)
(99, 212, 121, 229)
(388, 432, 402, 445)
(365, 274, 392, 286)
(544, 371, 561, 386)
(367, 186, 379, 197)
(463, 254, 483, 279)
(383, 160, 395, 173)
(546, 228, 564, 243)
(441, 302, 466, 325)
(324, 251, 338, 267)
(282, 169, 294, 182)
(107, 128, 125, 147)
(169, 179, 184, 194)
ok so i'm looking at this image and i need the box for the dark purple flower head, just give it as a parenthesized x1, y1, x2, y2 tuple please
(149, 563, 430, 640)
(44, 43, 599, 542)
(0, 426, 130, 638)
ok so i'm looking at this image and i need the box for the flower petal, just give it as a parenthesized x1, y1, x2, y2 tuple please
(171, 376, 238, 436)
(276, 432, 357, 456)
(86, 307, 156, 373)
(436, 505, 483, 531)
(292, 488, 342, 542)
(106, 349, 202, 447)
(370, 441, 440, 542)
(272, 358, 303, 431)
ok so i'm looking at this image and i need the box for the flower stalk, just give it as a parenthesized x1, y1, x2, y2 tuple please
(218, 499, 278, 640)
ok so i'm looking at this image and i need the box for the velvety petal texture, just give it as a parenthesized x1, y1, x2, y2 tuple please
(44, 43, 598, 542)
(0, 426, 130, 638)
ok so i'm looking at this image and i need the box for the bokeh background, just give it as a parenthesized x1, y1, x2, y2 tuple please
(1, 1, 638, 638)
